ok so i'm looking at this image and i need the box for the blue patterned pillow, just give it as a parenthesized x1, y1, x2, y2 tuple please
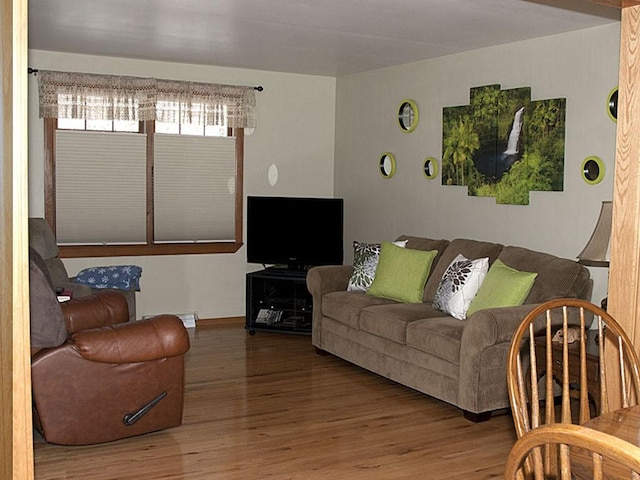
(75, 265, 143, 291)
(433, 254, 489, 320)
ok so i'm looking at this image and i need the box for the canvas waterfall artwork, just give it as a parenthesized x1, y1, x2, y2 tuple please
(442, 84, 566, 205)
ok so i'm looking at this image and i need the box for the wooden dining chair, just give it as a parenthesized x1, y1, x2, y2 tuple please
(507, 298, 640, 441)
(505, 423, 640, 480)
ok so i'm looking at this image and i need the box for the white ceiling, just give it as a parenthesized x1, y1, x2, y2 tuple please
(28, 0, 620, 77)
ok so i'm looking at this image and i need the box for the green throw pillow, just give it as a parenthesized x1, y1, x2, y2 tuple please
(466, 259, 537, 317)
(367, 241, 437, 303)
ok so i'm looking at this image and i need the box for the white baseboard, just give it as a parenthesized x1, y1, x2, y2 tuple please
(142, 312, 198, 328)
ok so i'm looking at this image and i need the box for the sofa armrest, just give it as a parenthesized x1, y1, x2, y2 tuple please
(307, 265, 353, 346)
(457, 300, 594, 414)
(457, 303, 542, 413)
(61, 291, 130, 334)
(306, 265, 353, 297)
(462, 300, 593, 349)
(463, 304, 544, 347)
(71, 315, 190, 363)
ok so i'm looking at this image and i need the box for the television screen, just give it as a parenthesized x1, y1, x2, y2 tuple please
(246, 196, 344, 269)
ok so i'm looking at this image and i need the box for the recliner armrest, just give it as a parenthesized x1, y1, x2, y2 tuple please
(71, 315, 190, 363)
(58, 281, 92, 299)
(61, 290, 129, 333)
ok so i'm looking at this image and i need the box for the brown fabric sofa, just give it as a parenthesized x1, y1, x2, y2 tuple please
(306, 235, 592, 422)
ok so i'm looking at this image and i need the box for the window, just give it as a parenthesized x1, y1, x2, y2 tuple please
(39, 70, 256, 257)
(58, 118, 140, 133)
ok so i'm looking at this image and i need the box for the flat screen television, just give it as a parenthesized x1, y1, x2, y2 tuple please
(247, 196, 344, 269)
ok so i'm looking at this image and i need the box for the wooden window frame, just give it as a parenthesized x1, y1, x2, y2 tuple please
(44, 118, 244, 257)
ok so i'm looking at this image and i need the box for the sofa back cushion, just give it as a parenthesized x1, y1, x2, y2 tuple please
(29, 249, 68, 349)
(395, 235, 449, 283)
(395, 235, 449, 255)
(496, 246, 591, 303)
(423, 238, 503, 302)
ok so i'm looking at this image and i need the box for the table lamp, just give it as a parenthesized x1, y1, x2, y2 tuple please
(577, 200, 612, 309)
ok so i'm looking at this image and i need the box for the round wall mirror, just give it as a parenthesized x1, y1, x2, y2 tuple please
(423, 157, 438, 179)
(398, 100, 419, 133)
(607, 87, 618, 122)
(581, 156, 605, 185)
(379, 153, 396, 178)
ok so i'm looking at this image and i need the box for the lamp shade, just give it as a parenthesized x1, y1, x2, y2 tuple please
(577, 200, 612, 267)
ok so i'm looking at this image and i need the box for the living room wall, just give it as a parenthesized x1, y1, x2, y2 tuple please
(27, 50, 337, 320)
(334, 23, 619, 305)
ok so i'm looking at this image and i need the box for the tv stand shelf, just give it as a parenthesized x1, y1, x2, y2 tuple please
(245, 267, 313, 335)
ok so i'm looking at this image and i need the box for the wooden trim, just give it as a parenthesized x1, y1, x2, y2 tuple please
(606, 4, 640, 409)
(583, 0, 640, 7)
(235, 128, 244, 244)
(1, 0, 34, 477)
(59, 241, 243, 258)
(196, 316, 245, 327)
(145, 120, 155, 244)
(43, 119, 56, 233)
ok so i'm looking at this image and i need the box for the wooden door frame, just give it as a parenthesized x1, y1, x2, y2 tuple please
(581, 0, 640, 408)
(1, 0, 33, 478)
(607, 3, 640, 408)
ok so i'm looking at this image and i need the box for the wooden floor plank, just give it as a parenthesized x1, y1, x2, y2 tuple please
(33, 321, 517, 479)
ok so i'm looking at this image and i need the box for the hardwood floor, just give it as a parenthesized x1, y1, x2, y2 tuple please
(33, 320, 517, 479)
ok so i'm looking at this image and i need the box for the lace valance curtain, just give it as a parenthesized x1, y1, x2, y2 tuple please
(38, 70, 257, 129)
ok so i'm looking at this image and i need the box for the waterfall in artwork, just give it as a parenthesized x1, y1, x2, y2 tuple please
(504, 107, 525, 156)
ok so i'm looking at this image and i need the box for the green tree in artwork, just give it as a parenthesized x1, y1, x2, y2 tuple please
(527, 98, 566, 192)
(529, 100, 561, 138)
(470, 85, 502, 141)
(442, 117, 479, 186)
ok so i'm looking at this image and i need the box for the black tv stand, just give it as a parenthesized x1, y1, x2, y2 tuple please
(268, 264, 309, 272)
(245, 268, 313, 335)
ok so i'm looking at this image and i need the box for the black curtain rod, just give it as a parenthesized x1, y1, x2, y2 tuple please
(27, 67, 263, 91)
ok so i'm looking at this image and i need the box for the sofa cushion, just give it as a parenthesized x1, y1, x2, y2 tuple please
(322, 291, 395, 329)
(347, 241, 381, 292)
(368, 242, 438, 303)
(466, 259, 537, 317)
(423, 238, 503, 302)
(406, 317, 465, 364)
(347, 240, 407, 292)
(359, 303, 442, 344)
(496, 246, 590, 303)
(433, 254, 489, 320)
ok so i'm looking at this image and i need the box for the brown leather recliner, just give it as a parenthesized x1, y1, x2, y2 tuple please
(31, 291, 190, 446)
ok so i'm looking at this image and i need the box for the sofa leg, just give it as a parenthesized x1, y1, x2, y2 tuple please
(314, 347, 329, 356)
(463, 410, 492, 423)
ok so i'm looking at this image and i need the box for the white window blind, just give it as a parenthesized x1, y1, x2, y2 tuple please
(154, 134, 236, 242)
(55, 130, 147, 244)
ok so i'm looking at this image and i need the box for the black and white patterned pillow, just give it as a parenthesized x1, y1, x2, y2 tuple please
(433, 254, 489, 320)
(347, 240, 406, 292)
